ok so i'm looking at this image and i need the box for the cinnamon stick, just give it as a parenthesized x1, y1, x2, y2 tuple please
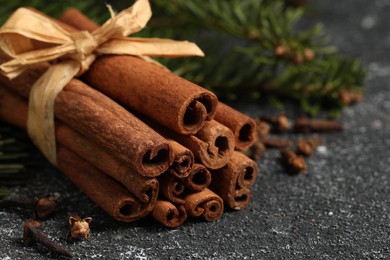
(0, 87, 156, 221)
(151, 200, 187, 228)
(167, 140, 194, 179)
(0, 85, 158, 203)
(57, 146, 154, 222)
(165, 120, 235, 170)
(181, 164, 211, 192)
(0, 61, 172, 177)
(55, 123, 159, 203)
(59, 8, 218, 135)
(184, 188, 224, 222)
(214, 102, 256, 151)
(210, 152, 258, 210)
(158, 173, 186, 205)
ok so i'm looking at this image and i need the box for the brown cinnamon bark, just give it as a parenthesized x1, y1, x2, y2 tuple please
(0, 61, 172, 177)
(166, 120, 235, 170)
(151, 200, 187, 228)
(55, 124, 159, 203)
(214, 102, 256, 151)
(181, 164, 211, 192)
(59, 8, 218, 135)
(167, 140, 194, 179)
(57, 146, 154, 222)
(184, 188, 224, 222)
(210, 152, 258, 210)
(0, 85, 158, 203)
(59, 7, 100, 32)
(158, 173, 186, 205)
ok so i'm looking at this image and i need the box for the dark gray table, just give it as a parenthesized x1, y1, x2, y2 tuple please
(1, 0, 389, 259)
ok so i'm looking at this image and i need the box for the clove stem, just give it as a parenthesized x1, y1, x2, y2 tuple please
(23, 220, 74, 258)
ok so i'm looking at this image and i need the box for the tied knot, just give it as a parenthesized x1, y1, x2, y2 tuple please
(0, 0, 204, 166)
(69, 31, 98, 75)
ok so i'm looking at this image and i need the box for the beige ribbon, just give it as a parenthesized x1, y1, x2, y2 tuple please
(0, 0, 204, 165)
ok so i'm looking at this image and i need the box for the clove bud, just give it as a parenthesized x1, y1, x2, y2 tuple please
(296, 136, 324, 156)
(280, 150, 307, 175)
(23, 220, 73, 258)
(260, 113, 290, 133)
(67, 213, 92, 240)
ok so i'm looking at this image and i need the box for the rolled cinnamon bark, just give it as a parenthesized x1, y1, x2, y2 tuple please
(59, 8, 218, 135)
(184, 188, 224, 222)
(165, 120, 235, 170)
(214, 102, 256, 151)
(167, 140, 194, 179)
(158, 173, 186, 205)
(0, 85, 158, 203)
(57, 146, 154, 222)
(55, 124, 159, 203)
(0, 61, 172, 177)
(0, 89, 154, 221)
(210, 151, 258, 210)
(151, 200, 187, 228)
(181, 164, 211, 192)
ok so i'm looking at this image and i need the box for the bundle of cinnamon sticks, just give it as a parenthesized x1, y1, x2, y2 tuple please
(0, 5, 259, 228)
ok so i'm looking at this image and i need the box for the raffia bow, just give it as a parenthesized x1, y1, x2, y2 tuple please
(0, 0, 204, 165)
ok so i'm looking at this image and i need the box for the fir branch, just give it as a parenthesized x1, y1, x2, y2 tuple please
(0, 0, 365, 115)
(145, 0, 365, 114)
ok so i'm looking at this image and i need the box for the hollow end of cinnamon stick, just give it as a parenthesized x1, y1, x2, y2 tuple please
(235, 120, 257, 151)
(168, 140, 194, 178)
(214, 102, 256, 151)
(152, 200, 187, 228)
(194, 120, 235, 169)
(137, 179, 158, 203)
(182, 164, 211, 192)
(236, 159, 258, 188)
(179, 93, 218, 135)
(210, 152, 257, 209)
(184, 188, 224, 222)
(231, 188, 253, 210)
(138, 143, 173, 177)
(169, 154, 192, 178)
(159, 173, 186, 205)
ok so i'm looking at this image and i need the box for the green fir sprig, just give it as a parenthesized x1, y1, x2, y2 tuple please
(142, 0, 365, 115)
(0, 0, 365, 116)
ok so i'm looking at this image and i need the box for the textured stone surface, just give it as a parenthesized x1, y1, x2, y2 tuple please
(1, 0, 390, 259)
